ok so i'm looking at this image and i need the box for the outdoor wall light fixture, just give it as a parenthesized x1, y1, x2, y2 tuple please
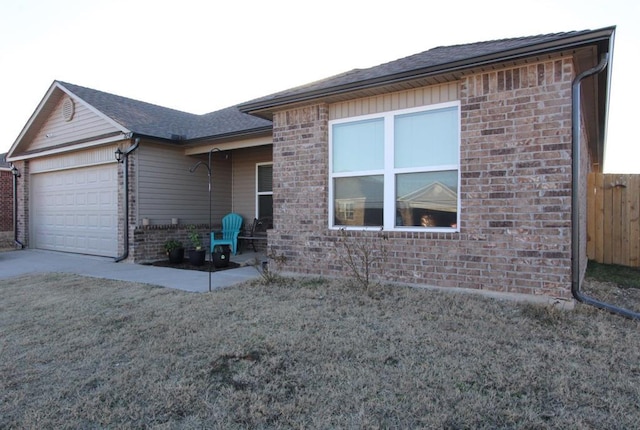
(114, 148, 124, 163)
(10, 164, 20, 177)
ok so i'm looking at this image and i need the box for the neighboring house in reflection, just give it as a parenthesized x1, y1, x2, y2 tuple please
(396, 181, 458, 228)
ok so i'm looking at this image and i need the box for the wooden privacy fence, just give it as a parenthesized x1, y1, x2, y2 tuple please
(587, 173, 640, 267)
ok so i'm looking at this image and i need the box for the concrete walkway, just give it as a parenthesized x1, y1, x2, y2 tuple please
(0, 249, 265, 293)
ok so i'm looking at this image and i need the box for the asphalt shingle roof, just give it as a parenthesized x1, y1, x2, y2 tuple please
(58, 82, 272, 141)
(239, 28, 609, 110)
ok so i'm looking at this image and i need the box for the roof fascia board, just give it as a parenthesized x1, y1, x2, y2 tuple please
(127, 125, 272, 147)
(239, 27, 615, 114)
(128, 132, 180, 145)
(7, 133, 126, 162)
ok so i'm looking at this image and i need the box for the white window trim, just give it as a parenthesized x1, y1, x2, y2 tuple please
(255, 162, 273, 219)
(328, 100, 461, 232)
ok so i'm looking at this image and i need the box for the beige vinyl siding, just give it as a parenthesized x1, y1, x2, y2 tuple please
(28, 96, 122, 152)
(329, 82, 459, 120)
(136, 143, 232, 226)
(232, 145, 273, 225)
(29, 144, 121, 173)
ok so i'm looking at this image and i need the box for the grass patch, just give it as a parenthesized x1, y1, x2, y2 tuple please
(586, 260, 640, 288)
(2, 273, 640, 428)
(583, 261, 640, 313)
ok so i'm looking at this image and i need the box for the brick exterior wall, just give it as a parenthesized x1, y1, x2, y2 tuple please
(268, 58, 578, 300)
(132, 224, 212, 262)
(14, 160, 28, 246)
(131, 224, 258, 262)
(0, 170, 13, 232)
(116, 150, 137, 261)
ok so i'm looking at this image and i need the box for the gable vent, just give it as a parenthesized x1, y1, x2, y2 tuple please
(62, 97, 75, 122)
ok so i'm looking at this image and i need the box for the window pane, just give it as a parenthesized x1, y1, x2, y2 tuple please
(395, 106, 458, 169)
(258, 164, 273, 192)
(396, 170, 458, 228)
(334, 175, 383, 226)
(333, 118, 384, 173)
(258, 195, 273, 218)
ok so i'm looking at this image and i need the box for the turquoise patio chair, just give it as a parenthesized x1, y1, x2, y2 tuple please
(210, 213, 243, 255)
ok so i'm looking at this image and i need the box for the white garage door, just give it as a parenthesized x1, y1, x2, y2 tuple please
(31, 164, 118, 257)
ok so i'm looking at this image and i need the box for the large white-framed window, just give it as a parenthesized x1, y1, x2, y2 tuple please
(256, 162, 273, 219)
(329, 101, 460, 231)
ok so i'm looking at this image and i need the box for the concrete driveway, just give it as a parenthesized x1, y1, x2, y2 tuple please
(0, 249, 263, 293)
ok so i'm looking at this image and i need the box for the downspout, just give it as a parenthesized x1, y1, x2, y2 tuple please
(11, 165, 24, 248)
(571, 55, 640, 320)
(115, 138, 140, 262)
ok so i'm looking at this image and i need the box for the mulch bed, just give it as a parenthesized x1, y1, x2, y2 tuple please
(147, 259, 240, 272)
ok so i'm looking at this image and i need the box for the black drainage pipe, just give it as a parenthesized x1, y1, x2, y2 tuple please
(571, 54, 640, 320)
(115, 138, 140, 262)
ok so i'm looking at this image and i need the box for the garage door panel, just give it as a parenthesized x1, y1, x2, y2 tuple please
(87, 214, 99, 227)
(100, 214, 112, 227)
(99, 190, 113, 205)
(65, 214, 75, 227)
(32, 164, 118, 257)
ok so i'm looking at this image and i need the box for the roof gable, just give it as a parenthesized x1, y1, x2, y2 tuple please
(7, 81, 273, 159)
(26, 88, 125, 154)
(7, 82, 128, 159)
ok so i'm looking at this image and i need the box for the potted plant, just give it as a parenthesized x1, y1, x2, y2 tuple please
(187, 225, 206, 266)
(212, 244, 230, 268)
(164, 239, 184, 264)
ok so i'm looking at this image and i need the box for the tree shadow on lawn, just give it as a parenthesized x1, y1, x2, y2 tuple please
(583, 260, 640, 314)
(145, 259, 240, 272)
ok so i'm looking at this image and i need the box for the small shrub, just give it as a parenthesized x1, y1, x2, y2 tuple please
(254, 252, 287, 285)
(337, 228, 388, 290)
(187, 225, 202, 250)
(164, 239, 183, 253)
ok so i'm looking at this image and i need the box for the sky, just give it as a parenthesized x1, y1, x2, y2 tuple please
(0, 0, 637, 172)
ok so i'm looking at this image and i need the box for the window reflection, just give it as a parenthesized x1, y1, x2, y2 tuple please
(334, 176, 384, 226)
(396, 171, 458, 228)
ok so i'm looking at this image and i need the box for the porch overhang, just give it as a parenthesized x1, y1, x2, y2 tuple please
(183, 129, 273, 156)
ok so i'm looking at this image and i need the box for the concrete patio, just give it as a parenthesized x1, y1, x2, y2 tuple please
(0, 248, 267, 293)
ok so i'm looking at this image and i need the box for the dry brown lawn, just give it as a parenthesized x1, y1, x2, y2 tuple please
(2, 272, 640, 429)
